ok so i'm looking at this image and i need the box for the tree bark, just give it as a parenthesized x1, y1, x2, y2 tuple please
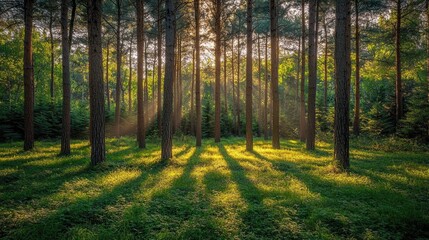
(87, 0, 105, 165)
(24, 0, 34, 151)
(334, 0, 351, 171)
(162, 0, 175, 160)
(323, 13, 328, 113)
(395, 0, 403, 128)
(224, 40, 227, 113)
(306, 0, 317, 150)
(61, 0, 71, 155)
(128, 41, 132, 113)
(246, 0, 253, 151)
(115, 0, 122, 138)
(191, 49, 195, 135)
(137, 0, 146, 148)
(214, 0, 222, 142)
(264, 34, 269, 140)
(426, 0, 429, 136)
(49, 12, 55, 101)
(195, 0, 202, 146)
(353, 0, 360, 135)
(237, 35, 241, 136)
(270, 0, 280, 149)
(232, 37, 237, 135)
(300, 0, 306, 142)
(258, 34, 262, 137)
(106, 40, 111, 111)
(157, 0, 162, 135)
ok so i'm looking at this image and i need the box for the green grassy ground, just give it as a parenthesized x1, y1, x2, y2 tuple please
(0, 137, 428, 239)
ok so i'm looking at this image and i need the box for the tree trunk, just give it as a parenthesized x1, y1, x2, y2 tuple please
(195, 0, 202, 146)
(106, 40, 111, 111)
(395, 0, 403, 128)
(307, 0, 317, 150)
(137, 0, 146, 148)
(162, 0, 175, 160)
(115, 0, 122, 138)
(300, 0, 306, 142)
(49, 12, 55, 101)
(264, 34, 269, 140)
(270, 0, 280, 149)
(232, 37, 236, 135)
(128, 42, 132, 113)
(214, 0, 222, 142)
(24, 0, 34, 151)
(258, 34, 262, 137)
(144, 39, 149, 122)
(353, 0, 360, 135)
(246, 0, 253, 151)
(323, 13, 328, 112)
(68, 0, 76, 51)
(61, 0, 71, 155)
(191, 49, 195, 135)
(157, 0, 162, 135)
(88, 0, 105, 165)
(237, 35, 241, 136)
(224, 41, 227, 114)
(334, 0, 351, 171)
(427, 0, 429, 137)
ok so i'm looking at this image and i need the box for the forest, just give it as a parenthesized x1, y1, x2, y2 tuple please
(0, 0, 428, 239)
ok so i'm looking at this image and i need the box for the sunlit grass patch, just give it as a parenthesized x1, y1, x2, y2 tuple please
(0, 136, 428, 239)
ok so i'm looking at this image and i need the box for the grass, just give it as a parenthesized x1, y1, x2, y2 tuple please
(0, 136, 428, 239)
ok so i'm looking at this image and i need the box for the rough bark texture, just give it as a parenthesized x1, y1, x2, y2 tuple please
(300, 0, 306, 142)
(264, 34, 269, 140)
(137, 0, 146, 148)
(307, 0, 317, 150)
(334, 0, 351, 171)
(214, 0, 221, 143)
(87, 0, 105, 165)
(195, 0, 202, 147)
(246, 0, 253, 151)
(61, 0, 71, 155)
(24, 0, 34, 151)
(353, 0, 360, 135)
(162, 0, 175, 160)
(270, 0, 280, 149)
(128, 42, 132, 113)
(157, 0, 162, 135)
(395, 0, 403, 127)
(115, 0, 122, 138)
(224, 41, 227, 114)
(106, 40, 110, 111)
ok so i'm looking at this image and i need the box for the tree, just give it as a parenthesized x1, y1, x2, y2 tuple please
(195, 0, 202, 147)
(307, 0, 317, 150)
(137, 0, 146, 148)
(427, 0, 429, 136)
(395, 0, 403, 127)
(270, 0, 280, 149)
(157, 0, 162, 135)
(246, 0, 253, 151)
(353, 0, 360, 135)
(24, 0, 34, 151)
(60, 0, 71, 155)
(214, 0, 221, 142)
(300, 0, 306, 142)
(115, 0, 122, 138)
(161, 0, 175, 160)
(87, 0, 105, 165)
(334, 0, 351, 171)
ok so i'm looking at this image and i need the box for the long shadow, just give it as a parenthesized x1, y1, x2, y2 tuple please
(218, 144, 303, 239)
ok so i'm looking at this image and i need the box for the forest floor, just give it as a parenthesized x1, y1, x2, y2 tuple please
(0, 137, 428, 239)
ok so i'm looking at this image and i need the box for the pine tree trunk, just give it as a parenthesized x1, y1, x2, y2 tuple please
(88, 0, 105, 165)
(426, 0, 429, 137)
(24, 0, 34, 151)
(258, 34, 262, 137)
(157, 0, 162, 135)
(115, 0, 122, 138)
(306, 0, 317, 150)
(395, 0, 403, 128)
(264, 34, 269, 140)
(49, 12, 55, 101)
(224, 41, 228, 114)
(246, 0, 253, 151)
(232, 37, 236, 135)
(237, 35, 241, 136)
(300, 0, 306, 142)
(106, 40, 110, 111)
(61, 0, 71, 155)
(195, 0, 202, 146)
(128, 42, 132, 113)
(270, 0, 280, 149)
(191, 49, 195, 135)
(214, 0, 222, 142)
(353, 0, 360, 135)
(137, 0, 146, 148)
(161, 0, 175, 160)
(334, 0, 351, 171)
(323, 13, 328, 112)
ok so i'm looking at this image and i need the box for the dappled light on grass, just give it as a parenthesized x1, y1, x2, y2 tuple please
(0, 137, 428, 239)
